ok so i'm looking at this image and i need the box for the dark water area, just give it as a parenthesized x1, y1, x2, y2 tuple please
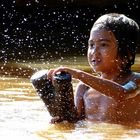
(1, 0, 140, 63)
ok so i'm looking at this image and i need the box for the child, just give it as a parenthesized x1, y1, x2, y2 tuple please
(32, 13, 140, 124)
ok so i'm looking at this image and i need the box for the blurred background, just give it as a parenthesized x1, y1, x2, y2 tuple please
(0, 0, 140, 63)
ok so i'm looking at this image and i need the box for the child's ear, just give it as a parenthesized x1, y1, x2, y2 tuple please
(128, 51, 133, 62)
(127, 50, 133, 61)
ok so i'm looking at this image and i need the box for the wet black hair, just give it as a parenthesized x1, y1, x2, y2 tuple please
(92, 13, 140, 71)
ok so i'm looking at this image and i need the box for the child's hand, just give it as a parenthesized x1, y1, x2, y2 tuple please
(47, 67, 80, 80)
(50, 116, 63, 124)
(47, 67, 69, 80)
(47, 69, 55, 80)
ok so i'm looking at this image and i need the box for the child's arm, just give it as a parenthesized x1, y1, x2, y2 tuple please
(48, 67, 137, 101)
(75, 82, 88, 120)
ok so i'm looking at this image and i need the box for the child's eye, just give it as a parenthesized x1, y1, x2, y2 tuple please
(88, 43, 94, 48)
(101, 42, 109, 47)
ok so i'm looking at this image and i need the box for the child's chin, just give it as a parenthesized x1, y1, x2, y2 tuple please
(92, 66, 102, 71)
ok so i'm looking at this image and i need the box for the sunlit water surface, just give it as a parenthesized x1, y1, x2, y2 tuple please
(1, 56, 140, 140)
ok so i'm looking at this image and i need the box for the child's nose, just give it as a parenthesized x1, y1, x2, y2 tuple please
(91, 45, 100, 54)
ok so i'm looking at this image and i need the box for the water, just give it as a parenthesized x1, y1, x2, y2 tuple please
(0, 56, 140, 140)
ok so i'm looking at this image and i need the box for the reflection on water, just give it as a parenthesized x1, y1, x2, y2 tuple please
(38, 122, 140, 140)
(0, 56, 140, 139)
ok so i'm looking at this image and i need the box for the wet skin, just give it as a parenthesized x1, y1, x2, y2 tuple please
(76, 29, 140, 123)
(47, 29, 140, 123)
(77, 74, 140, 123)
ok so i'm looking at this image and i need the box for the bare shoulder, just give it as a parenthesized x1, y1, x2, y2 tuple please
(132, 72, 140, 84)
(75, 82, 89, 97)
(77, 82, 89, 89)
(133, 71, 140, 77)
(125, 72, 140, 99)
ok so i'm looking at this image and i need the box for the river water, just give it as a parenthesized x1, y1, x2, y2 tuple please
(0, 56, 140, 140)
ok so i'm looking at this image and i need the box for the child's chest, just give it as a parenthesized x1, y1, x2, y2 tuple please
(83, 88, 115, 105)
(83, 88, 117, 117)
(83, 88, 140, 122)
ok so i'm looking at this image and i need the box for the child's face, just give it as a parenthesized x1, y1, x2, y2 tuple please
(87, 28, 121, 74)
